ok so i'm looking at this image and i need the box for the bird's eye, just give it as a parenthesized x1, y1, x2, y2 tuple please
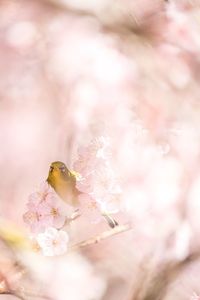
(50, 166, 53, 172)
(59, 166, 66, 172)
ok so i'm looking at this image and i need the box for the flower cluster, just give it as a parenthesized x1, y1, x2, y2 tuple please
(23, 182, 69, 256)
(74, 137, 121, 218)
(36, 227, 69, 257)
(23, 137, 122, 256)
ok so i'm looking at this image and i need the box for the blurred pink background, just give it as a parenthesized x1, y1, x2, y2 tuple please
(1, 0, 200, 299)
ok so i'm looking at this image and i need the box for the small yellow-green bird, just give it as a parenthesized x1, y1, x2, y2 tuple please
(47, 161, 118, 228)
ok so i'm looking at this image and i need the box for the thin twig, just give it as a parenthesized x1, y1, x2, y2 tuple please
(0, 290, 54, 300)
(23, 291, 54, 300)
(70, 223, 132, 251)
(0, 291, 25, 300)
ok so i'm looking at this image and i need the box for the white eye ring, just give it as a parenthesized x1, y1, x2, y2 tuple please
(50, 166, 53, 172)
(60, 166, 66, 172)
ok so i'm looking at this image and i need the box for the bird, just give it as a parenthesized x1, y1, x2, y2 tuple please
(47, 161, 118, 228)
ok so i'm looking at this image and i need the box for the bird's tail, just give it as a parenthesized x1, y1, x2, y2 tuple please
(102, 213, 118, 228)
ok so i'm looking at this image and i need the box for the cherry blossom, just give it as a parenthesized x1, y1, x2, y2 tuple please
(92, 167, 121, 200)
(23, 204, 49, 234)
(39, 197, 66, 229)
(74, 137, 121, 215)
(73, 137, 110, 176)
(36, 227, 69, 256)
(23, 182, 66, 233)
(97, 193, 120, 215)
(78, 193, 102, 224)
(27, 182, 56, 209)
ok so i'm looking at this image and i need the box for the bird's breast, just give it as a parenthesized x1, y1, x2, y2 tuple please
(48, 176, 79, 207)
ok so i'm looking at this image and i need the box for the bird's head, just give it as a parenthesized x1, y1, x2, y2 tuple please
(48, 161, 71, 180)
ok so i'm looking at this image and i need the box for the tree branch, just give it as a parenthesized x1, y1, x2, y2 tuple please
(129, 248, 200, 300)
(70, 223, 132, 250)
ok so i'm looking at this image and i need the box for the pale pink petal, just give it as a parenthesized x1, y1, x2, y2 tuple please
(36, 227, 69, 256)
(39, 181, 52, 194)
(27, 192, 41, 209)
(76, 175, 95, 194)
(78, 193, 102, 224)
(73, 137, 122, 220)
(52, 213, 66, 228)
(98, 197, 120, 214)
